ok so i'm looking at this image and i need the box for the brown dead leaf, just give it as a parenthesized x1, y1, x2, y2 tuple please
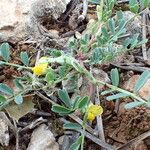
(5, 96, 34, 121)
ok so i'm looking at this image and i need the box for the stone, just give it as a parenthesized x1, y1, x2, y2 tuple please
(132, 141, 148, 150)
(123, 75, 150, 100)
(0, 119, 9, 146)
(123, 11, 142, 37)
(0, 112, 10, 146)
(27, 124, 59, 150)
(0, 0, 71, 43)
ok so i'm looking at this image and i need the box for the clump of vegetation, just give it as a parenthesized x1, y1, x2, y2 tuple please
(0, 0, 149, 149)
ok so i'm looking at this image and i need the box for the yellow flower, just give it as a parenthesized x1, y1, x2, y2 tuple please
(32, 63, 48, 76)
(87, 112, 95, 121)
(87, 104, 103, 121)
(32, 57, 49, 76)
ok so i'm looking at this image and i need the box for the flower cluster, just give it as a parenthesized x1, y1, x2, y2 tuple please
(87, 104, 103, 121)
(32, 57, 48, 76)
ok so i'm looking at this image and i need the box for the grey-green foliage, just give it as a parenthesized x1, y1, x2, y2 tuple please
(13, 79, 24, 90)
(14, 94, 23, 105)
(68, 135, 83, 150)
(125, 101, 145, 109)
(52, 89, 89, 150)
(63, 122, 82, 130)
(0, 43, 10, 62)
(0, 83, 13, 96)
(70, 9, 144, 64)
(58, 89, 72, 108)
(88, 0, 100, 4)
(110, 68, 119, 86)
(0, 95, 6, 104)
(134, 71, 150, 92)
(52, 89, 90, 115)
(20, 52, 29, 66)
(129, 0, 150, 13)
(103, 69, 150, 108)
(129, 0, 140, 13)
(96, 0, 117, 21)
(69, 0, 148, 65)
(106, 93, 129, 101)
(95, 13, 145, 63)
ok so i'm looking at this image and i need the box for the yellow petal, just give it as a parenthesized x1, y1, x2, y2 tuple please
(87, 104, 103, 116)
(87, 112, 95, 121)
(32, 63, 48, 76)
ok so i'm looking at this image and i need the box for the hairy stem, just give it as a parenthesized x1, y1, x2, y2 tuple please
(46, 56, 147, 103)
(0, 61, 32, 70)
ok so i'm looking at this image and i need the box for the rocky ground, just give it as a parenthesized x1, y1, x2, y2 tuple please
(0, 0, 150, 150)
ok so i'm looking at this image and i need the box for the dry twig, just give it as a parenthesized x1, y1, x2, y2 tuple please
(61, 118, 115, 150)
(78, 0, 88, 22)
(142, 12, 148, 61)
(95, 86, 106, 143)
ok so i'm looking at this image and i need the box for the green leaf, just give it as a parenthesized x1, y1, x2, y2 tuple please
(80, 34, 89, 46)
(50, 49, 62, 57)
(73, 96, 81, 109)
(130, 34, 139, 48)
(83, 34, 90, 43)
(108, 0, 116, 10)
(78, 96, 89, 109)
(69, 135, 83, 150)
(59, 66, 67, 77)
(117, 11, 123, 20)
(125, 101, 145, 109)
(111, 68, 119, 86)
(147, 96, 150, 108)
(0, 95, 6, 103)
(88, 0, 100, 4)
(123, 38, 132, 48)
(63, 122, 82, 130)
(108, 18, 115, 34)
(0, 43, 10, 62)
(20, 52, 29, 66)
(106, 93, 129, 101)
(14, 94, 23, 105)
(13, 79, 24, 90)
(117, 19, 126, 32)
(134, 70, 150, 92)
(140, 0, 150, 7)
(129, 0, 139, 13)
(45, 70, 56, 83)
(96, 5, 103, 22)
(0, 83, 13, 95)
(58, 89, 72, 108)
(52, 105, 72, 114)
(90, 47, 102, 64)
(101, 27, 109, 39)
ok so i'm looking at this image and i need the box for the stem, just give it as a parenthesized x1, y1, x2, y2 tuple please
(83, 66, 146, 103)
(0, 61, 32, 70)
(0, 98, 14, 110)
(1, 55, 146, 110)
(81, 113, 87, 150)
(0, 87, 32, 110)
(46, 56, 147, 103)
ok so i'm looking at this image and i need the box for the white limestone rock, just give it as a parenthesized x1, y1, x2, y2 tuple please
(27, 124, 59, 150)
(0, 0, 71, 42)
